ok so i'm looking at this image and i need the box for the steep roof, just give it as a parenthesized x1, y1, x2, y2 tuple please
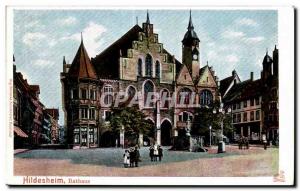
(182, 11, 199, 45)
(223, 79, 262, 103)
(91, 24, 143, 79)
(29, 85, 40, 93)
(219, 76, 235, 96)
(161, 48, 182, 75)
(68, 39, 97, 79)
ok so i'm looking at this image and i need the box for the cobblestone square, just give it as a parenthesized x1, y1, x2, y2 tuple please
(14, 145, 278, 177)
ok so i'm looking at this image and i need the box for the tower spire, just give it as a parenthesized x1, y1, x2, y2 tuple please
(188, 9, 194, 30)
(63, 56, 66, 65)
(80, 32, 83, 43)
(146, 10, 150, 24)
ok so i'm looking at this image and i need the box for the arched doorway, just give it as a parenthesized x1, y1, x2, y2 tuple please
(161, 120, 172, 146)
(99, 131, 116, 147)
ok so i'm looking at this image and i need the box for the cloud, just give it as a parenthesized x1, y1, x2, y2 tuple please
(23, 32, 46, 47)
(235, 18, 258, 27)
(48, 39, 57, 47)
(25, 20, 40, 28)
(56, 16, 78, 26)
(222, 30, 245, 39)
(60, 22, 107, 56)
(33, 59, 54, 67)
(226, 54, 239, 63)
(242, 36, 265, 43)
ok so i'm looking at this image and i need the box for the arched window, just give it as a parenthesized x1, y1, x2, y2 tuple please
(145, 54, 152, 77)
(144, 81, 155, 107)
(137, 59, 142, 76)
(103, 85, 113, 105)
(160, 89, 170, 108)
(127, 86, 136, 101)
(178, 88, 193, 105)
(200, 90, 213, 106)
(155, 61, 160, 78)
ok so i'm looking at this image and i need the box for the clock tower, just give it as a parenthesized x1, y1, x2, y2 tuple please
(182, 10, 200, 81)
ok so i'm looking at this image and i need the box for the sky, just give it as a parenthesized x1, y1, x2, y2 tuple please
(13, 9, 278, 125)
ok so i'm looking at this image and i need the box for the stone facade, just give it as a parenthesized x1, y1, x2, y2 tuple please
(61, 12, 219, 148)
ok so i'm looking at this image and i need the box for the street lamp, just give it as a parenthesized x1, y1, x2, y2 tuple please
(209, 125, 212, 147)
(213, 103, 231, 153)
(120, 125, 125, 149)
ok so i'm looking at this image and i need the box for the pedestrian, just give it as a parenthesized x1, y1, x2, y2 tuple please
(149, 145, 154, 161)
(245, 137, 249, 149)
(158, 146, 163, 162)
(123, 150, 130, 168)
(134, 146, 140, 167)
(262, 134, 267, 150)
(153, 144, 158, 161)
(129, 147, 135, 167)
(238, 136, 242, 149)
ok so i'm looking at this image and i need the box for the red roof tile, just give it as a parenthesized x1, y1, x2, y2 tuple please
(68, 40, 97, 79)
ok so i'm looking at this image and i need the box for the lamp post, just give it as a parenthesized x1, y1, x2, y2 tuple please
(186, 118, 192, 152)
(209, 125, 212, 147)
(120, 125, 125, 149)
(213, 103, 231, 153)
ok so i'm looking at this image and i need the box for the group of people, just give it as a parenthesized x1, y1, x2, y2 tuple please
(238, 136, 249, 150)
(123, 146, 140, 168)
(123, 144, 164, 168)
(149, 145, 163, 162)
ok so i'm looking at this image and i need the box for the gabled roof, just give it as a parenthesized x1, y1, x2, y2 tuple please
(220, 76, 234, 96)
(68, 39, 97, 79)
(196, 65, 218, 87)
(29, 85, 40, 93)
(161, 48, 182, 75)
(219, 70, 241, 97)
(91, 24, 143, 79)
(223, 79, 262, 103)
(45, 108, 59, 120)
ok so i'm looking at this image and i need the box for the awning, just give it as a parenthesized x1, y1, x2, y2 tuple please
(14, 127, 28, 138)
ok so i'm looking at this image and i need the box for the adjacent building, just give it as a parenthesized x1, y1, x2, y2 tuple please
(45, 108, 60, 144)
(13, 61, 61, 148)
(221, 47, 279, 143)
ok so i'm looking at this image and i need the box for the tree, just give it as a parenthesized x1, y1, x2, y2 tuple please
(109, 106, 154, 138)
(192, 101, 233, 142)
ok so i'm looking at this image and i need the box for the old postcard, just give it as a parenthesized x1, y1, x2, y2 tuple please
(5, 6, 294, 186)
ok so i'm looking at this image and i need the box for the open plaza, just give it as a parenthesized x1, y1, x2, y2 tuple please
(14, 145, 278, 177)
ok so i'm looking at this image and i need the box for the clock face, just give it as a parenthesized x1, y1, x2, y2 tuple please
(193, 54, 198, 60)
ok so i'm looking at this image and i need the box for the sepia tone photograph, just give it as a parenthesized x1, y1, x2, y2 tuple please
(6, 6, 294, 186)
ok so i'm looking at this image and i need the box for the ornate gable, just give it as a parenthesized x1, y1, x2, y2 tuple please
(176, 64, 194, 86)
(197, 66, 217, 87)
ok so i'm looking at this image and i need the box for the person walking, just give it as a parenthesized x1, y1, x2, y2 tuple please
(245, 137, 249, 149)
(158, 146, 163, 162)
(123, 150, 130, 168)
(134, 146, 140, 167)
(149, 145, 154, 162)
(153, 144, 158, 162)
(129, 147, 135, 167)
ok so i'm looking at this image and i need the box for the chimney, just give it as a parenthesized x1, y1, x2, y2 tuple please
(250, 72, 253, 81)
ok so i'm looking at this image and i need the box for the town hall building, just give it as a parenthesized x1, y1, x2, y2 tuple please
(61, 11, 219, 148)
